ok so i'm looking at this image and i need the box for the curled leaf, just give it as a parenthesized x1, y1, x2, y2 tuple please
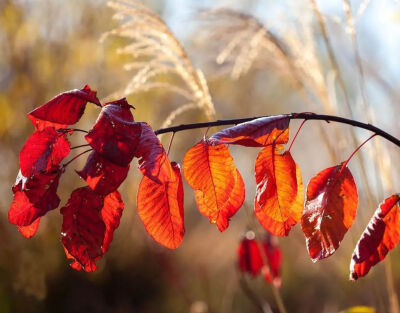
(77, 151, 129, 195)
(254, 145, 304, 236)
(350, 194, 400, 280)
(301, 164, 358, 261)
(183, 140, 244, 231)
(9, 170, 62, 226)
(134, 122, 174, 184)
(20, 127, 70, 177)
(85, 98, 141, 166)
(208, 115, 289, 147)
(137, 162, 184, 249)
(28, 85, 101, 130)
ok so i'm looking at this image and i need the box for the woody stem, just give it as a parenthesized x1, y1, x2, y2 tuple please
(154, 113, 400, 148)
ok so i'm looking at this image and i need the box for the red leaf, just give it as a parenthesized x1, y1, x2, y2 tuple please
(20, 127, 70, 177)
(208, 115, 290, 147)
(77, 151, 129, 195)
(85, 98, 141, 166)
(301, 164, 358, 261)
(238, 235, 264, 276)
(350, 194, 400, 280)
(137, 162, 184, 249)
(101, 191, 124, 254)
(238, 233, 282, 286)
(61, 188, 124, 272)
(61, 187, 106, 272)
(262, 236, 282, 287)
(28, 85, 101, 130)
(9, 170, 62, 226)
(183, 140, 245, 231)
(254, 145, 304, 236)
(134, 122, 174, 184)
(17, 218, 40, 238)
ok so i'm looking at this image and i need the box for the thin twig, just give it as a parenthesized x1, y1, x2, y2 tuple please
(62, 149, 92, 168)
(154, 113, 400, 148)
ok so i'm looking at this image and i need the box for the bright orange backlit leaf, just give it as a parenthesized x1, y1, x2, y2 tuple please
(350, 194, 400, 280)
(302, 164, 358, 261)
(194, 169, 245, 231)
(254, 145, 304, 236)
(208, 115, 290, 147)
(137, 162, 184, 249)
(183, 140, 244, 231)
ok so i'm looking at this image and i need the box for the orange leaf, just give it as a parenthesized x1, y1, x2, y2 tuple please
(350, 194, 400, 280)
(208, 115, 290, 147)
(137, 162, 184, 249)
(302, 164, 358, 261)
(17, 218, 40, 238)
(254, 145, 304, 236)
(183, 140, 244, 231)
(195, 169, 245, 231)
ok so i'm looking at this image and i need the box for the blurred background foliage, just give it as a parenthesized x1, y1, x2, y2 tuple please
(0, 0, 399, 312)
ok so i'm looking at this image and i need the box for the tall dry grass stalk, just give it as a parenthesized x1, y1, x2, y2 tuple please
(101, 0, 215, 130)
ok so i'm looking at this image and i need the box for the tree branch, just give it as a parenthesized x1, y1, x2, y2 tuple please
(154, 113, 400, 148)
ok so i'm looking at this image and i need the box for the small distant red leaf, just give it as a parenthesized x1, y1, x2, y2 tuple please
(301, 164, 358, 261)
(77, 151, 129, 195)
(85, 98, 141, 166)
(238, 234, 282, 286)
(350, 194, 400, 280)
(183, 140, 244, 231)
(134, 122, 174, 184)
(61, 187, 105, 272)
(137, 162, 184, 249)
(28, 85, 101, 130)
(20, 127, 70, 177)
(254, 145, 304, 236)
(17, 218, 40, 238)
(9, 170, 62, 226)
(238, 237, 264, 276)
(209, 115, 290, 147)
(261, 236, 282, 287)
(101, 191, 124, 254)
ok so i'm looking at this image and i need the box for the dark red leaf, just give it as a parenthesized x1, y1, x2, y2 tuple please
(17, 218, 40, 238)
(61, 187, 105, 272)
(85, 98, 141, 166)
(76, 151, 129, 195)
(9, 170, 62, 226)
(134, 122, 174, 184)
(20, 127, 70, 177)
(301, 164, 358, 261)
(350, 194, 400, 280)
(28, 85, 101, 130)
(137, 162, 184, 249)
(208, 115, 290, 147)
(101, 191, 124, 254)
(61, 188, 124, 272)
